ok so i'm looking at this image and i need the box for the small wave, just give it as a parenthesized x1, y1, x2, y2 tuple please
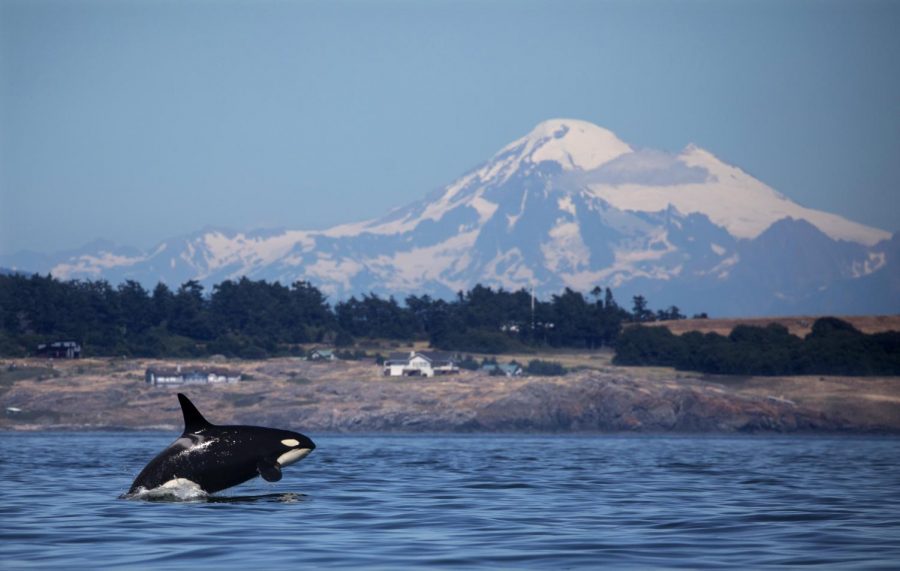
(121, 478, 208, 502)
(121, 485, 307, 504)
(205, 492, 308, 504)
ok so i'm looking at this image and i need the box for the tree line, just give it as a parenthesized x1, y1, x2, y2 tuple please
(0, 274, 687, 358)
(613, 318, 900, 376)
(3, 274, 895, 376)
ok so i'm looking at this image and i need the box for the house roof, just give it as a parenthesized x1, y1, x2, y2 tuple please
(416, 351, 456, 363)
(383, 351, 458, 366)
(38, 341, 81, 349)
(482, 362, 522, 373)
(147, 367, 180, 376)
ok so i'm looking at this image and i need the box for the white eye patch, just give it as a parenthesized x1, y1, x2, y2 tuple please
(281, 439, 300, 447)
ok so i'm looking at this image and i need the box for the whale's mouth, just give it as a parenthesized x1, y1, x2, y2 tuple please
(276, 447, 313, 467)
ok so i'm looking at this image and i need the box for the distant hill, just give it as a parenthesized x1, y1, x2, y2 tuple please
(643, 314, 900, 337)
(2, 119, 897, 317)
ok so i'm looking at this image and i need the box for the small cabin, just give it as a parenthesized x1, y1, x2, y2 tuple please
(36, 341, 81, 359)
(145, 366, 242, 386)
(308, 349, 336, 361)
(482, 362, 524, 377)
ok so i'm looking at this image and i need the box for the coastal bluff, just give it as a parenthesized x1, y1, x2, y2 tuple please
(1, 357, 898, 433)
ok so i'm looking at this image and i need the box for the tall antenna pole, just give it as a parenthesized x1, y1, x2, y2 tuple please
(531, 283, 536, 333)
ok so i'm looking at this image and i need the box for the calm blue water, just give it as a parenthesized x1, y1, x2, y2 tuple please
(1, 433, 899, 569)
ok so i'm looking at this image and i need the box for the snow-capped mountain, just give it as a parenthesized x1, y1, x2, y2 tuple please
(4, 119, 896, 316)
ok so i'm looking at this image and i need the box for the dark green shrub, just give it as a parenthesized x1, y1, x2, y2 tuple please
(525, 359, 567, 376)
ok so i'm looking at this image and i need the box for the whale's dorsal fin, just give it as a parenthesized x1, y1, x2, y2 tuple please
(178, 393, 212, 434)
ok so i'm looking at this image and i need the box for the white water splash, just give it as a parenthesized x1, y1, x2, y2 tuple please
(124, 478, 208, 502)
(175, 437, 217, 459)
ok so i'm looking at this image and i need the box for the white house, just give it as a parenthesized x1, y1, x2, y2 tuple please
(145, 366, 242, 386)
(36, 341, 81, 359)
(383, 351, 459, 377)
(383, 353, 411, 377)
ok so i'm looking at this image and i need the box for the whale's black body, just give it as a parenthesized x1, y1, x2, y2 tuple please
(128, 393, 315, 495)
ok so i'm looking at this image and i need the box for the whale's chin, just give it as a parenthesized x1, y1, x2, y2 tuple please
(277, 448, 313, 467)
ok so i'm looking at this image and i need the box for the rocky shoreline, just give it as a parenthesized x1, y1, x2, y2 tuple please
(1, 357, 898, 434)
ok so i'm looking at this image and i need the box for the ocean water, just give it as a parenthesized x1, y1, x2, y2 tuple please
(1, 433, 899, 569)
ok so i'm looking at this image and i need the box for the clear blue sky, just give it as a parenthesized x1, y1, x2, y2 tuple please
(2, 0, 898, 255)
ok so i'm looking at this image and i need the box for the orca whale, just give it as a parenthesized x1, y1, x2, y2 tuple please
(128, 393, 315, 495)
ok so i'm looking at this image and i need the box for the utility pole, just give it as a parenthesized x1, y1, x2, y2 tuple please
(531, 283, 536, 334)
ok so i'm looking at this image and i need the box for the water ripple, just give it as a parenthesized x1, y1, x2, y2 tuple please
(1, 433, 899, 569)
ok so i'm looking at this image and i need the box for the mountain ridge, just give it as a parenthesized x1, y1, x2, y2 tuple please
(2, 119, 896, 316)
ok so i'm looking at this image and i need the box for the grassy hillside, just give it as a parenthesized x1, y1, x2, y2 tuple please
(642, 315, 900, 337)
(1, 356, 898, 433)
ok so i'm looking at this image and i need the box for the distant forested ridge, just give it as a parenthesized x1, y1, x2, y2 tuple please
(0, 275, 667, 358)
(2, 275, 896, 376)
(614, 319, 900, 376)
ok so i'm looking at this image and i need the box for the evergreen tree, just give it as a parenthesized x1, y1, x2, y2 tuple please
(604, 287, 617, 311)
(150, 282, 174, 326)
(631, 295, 654, 323)
(169, 280, 211, 340)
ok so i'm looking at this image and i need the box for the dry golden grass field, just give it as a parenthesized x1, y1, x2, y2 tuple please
(641, 314, 900, 337)
(1, 349, 898, 433)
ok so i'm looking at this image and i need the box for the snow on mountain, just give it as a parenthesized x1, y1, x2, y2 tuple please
(3, 119, 896, 316)
(329, 118, 630, 238)
(497, 118, 633, 173)
(584, 144, 890, 246)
